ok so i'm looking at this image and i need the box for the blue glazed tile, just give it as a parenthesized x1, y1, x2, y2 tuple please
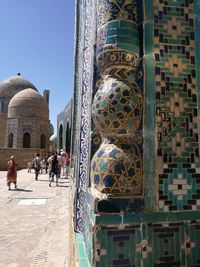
(94, 175, 100, 185)
(103, 175, 115, 187)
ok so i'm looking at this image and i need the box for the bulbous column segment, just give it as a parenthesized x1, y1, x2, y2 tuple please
(92, 77, 142, 137)
(91, 0, 143, 200)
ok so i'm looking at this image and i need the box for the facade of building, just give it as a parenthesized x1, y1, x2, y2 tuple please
(72, 0, 200, 266)
(5, 88, 50, 150)
(0, 74, 37, 147)
(0, 74, 51, 170)
(57, 99, 73, 153)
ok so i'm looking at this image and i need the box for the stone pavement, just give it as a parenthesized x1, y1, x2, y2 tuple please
(0, 169, 75, 267)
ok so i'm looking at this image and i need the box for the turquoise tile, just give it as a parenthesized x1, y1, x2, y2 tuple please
(79, 259, 90, 267)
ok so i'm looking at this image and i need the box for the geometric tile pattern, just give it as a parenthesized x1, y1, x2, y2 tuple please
(91, 142, 142, 195)
(98, 0, 137, 28)
(151, 222, 200, 266)
(154, 0, 200, 211)
(95, 221, 200, 267)
(92, 78, 142, 136)
(91, 0, 143, 201)
(73, 0, 200, 266)
(97, 0, 138, 55)
(97, 50, 138, 77)
(95, 225, 138, 267)
(74, 0, 96, 233)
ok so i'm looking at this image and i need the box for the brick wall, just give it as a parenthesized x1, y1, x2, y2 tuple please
(0, 114, 7, 147)
(0, 148, 46, 171)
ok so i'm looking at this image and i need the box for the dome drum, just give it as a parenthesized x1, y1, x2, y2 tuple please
(8, 106, 49, 119)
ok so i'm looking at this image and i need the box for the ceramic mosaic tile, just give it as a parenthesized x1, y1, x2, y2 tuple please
(72, 0, 200, 265)
(152, 0, 200, 211)
(95, 220, 200, 267)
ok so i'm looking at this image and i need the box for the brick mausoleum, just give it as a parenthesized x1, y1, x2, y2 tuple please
(0, 74, 51, 170)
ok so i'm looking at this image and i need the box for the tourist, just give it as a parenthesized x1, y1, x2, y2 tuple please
(65, 151, 70, 178)
(33, 153, 41, 181)
(27, 161, 32, 173)
(57, 152, 62, 178)
(7, 155, 17, 190)
(40, 158, 46, 174)
(49, 154, 60, 187)
(48, 153, 54, 181)
(60, 150, 70, 178)
(44, 153, 49, 173)
(61, 151, 67, 176)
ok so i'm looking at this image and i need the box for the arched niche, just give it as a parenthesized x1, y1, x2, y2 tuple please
(23, 132, 31, 148)
(8, 132, 14, 148)
(40, 133, 46, 149)
(59, 124, 63, 150)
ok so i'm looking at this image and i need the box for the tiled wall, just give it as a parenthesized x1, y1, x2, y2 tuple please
(152, 0, 200, 212)
(73, 0, 200, 266)
(94, 213, 200, 266)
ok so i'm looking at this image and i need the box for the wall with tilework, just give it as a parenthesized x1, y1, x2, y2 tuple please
(57, 99, 73, 152)
(72, 0, 200, 266)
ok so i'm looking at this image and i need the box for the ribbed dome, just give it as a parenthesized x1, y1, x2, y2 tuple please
(8, 88, 49, 119)
(0, 75, 37, 98)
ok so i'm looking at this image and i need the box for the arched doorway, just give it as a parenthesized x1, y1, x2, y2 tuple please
(8, 132, 14, 148)
(59, 124, 63, 150)
(40, 134, 46, 149)
(23, 132, 31, 148)
(65, 122, 71, 153)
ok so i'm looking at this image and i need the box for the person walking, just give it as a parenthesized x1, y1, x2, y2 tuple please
(44, 153, 49, 173)
(57, 152, 62, 178)
(27, 161, 32, 173)
(61, 152, 66, 177)
(48, 153, 54, 181)
(33, 153, 41, 181)
(49, 154, 60, 187)
(65, 151, 70, 178)
(7, 155, 17, 190)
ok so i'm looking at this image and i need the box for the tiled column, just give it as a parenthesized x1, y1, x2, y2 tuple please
(91, 0, 144, 212)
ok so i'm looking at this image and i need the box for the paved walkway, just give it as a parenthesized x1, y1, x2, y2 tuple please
(0, 169, 74, 267)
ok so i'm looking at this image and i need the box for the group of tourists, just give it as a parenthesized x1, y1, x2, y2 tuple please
(6, 150, 70, 190)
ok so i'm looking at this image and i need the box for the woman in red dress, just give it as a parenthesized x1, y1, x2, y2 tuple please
(7, 155, 17, 190)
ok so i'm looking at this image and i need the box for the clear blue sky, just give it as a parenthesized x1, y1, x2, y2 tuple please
(0, 0, 75, 134)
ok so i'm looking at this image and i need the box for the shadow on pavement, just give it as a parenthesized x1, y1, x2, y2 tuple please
(12, 188, 33, 192)
(36, 179, 50, 182)
(51, 185, 69, 188)
(58, 181, 69, 184)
